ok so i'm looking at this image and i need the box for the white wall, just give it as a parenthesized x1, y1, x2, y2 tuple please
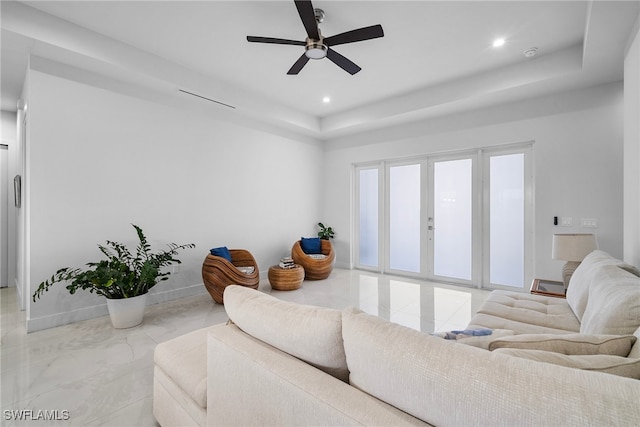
(624, 18, 640, 267)
(323, 82, 624, 284)
(26, 66, 323, 331)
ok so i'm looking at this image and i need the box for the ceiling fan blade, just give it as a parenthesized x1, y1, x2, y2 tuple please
(287, 53, 310, 75)
(294, 0, 320, 40)
(324, 24, 384, 47)
(326, 48, 361, 75)
(247, 36, 305, 46)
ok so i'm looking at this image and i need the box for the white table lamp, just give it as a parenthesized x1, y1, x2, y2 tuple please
(552, 233, 598, 288)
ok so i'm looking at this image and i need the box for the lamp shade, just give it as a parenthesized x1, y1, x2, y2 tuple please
(552, 234, 598, 262)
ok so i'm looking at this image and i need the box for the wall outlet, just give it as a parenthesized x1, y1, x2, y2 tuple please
(172, 264, 181, 274)
(560, 217, 573, 226)
(581, 218, 598, 228)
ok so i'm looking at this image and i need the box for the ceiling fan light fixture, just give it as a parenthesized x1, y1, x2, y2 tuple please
(305, 41, 327, 59)
(246, 0, 384, 74)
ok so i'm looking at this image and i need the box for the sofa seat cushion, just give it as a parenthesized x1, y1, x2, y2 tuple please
(154, 325, 216, 409)
(223, 285, 349, 382)
(488, 333, 636, 356)
(341, 307, 640, 426)
(494, 348, 640, 379)
(580, 264, 640, 335)
(469, 290, 580, 334)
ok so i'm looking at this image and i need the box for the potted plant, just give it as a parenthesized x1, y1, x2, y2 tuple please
(32, 224, 195, 328)
(317, 222, 335, 240)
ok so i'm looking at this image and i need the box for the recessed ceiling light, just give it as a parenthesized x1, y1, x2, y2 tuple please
(492, 38, 506, 48)
(322, 96, 331, 104)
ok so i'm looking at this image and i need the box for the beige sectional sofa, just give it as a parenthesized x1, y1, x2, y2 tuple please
(153, 250, 640, 426)
(469, 250, 640, 335)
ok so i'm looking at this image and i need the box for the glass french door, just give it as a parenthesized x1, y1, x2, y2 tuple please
(356, 161, 426, 276)
(484, 150, 530, 288)
(428, 156, 475, 285)
(387, 163, 422, 274)
(356, 167, 380, 269)
(355, 144, 531, 288)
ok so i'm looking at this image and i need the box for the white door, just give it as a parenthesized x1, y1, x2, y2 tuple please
(483, 149, 531, 288)
(387, 162, 423, 275)
(428, 155, 476, 285)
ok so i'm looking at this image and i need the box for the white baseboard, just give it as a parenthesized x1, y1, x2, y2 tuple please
(147, 283, 208, 305)
(27, 302, 109, 333)
(26, 283, 208, 333)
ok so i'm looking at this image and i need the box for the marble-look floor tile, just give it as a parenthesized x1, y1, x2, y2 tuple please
(1, 268, 492, 426)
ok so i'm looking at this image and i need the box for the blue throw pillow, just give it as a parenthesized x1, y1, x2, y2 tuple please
(300, 237, 322, 254)
(210, 246, 232, 262)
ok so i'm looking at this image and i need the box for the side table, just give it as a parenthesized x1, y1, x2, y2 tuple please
(530, 278, 566, 298)
(268, 264, 304, 291)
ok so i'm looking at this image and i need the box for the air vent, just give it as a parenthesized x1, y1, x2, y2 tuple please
(179, 90, 235, 109)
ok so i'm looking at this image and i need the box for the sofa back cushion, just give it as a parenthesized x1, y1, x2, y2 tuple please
(580, 265, 640, 335)
(566, 250, 632, 321)
(341, 307, 640, 426)
(223, 285, 349, 382)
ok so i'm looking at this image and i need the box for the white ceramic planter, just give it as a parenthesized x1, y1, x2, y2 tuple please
(106, 293, 148, 329)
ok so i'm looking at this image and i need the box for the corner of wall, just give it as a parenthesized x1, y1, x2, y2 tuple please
(623, 20, 640, 268)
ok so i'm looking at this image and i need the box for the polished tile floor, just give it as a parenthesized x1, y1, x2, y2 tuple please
(1, 269, 491, 426)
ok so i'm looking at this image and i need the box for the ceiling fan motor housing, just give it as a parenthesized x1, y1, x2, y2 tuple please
(305, 37, 327, 59)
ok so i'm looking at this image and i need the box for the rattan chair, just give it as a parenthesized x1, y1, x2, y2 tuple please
(202, 249, 259, 304)
(291, 239, 335, 280)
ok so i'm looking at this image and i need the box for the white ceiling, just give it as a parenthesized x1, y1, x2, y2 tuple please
(1, 1, 639, 139)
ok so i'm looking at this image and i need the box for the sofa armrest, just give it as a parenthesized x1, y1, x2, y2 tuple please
(206, 324, 429, 426)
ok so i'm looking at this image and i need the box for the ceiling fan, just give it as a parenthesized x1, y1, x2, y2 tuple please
(246, 0, 384, 75)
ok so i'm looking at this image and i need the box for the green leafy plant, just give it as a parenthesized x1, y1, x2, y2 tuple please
(317, 222, 335, 240)
(33, 224, 195, 301)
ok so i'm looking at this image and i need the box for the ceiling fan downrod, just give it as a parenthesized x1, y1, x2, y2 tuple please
(305, 9, 326, 59)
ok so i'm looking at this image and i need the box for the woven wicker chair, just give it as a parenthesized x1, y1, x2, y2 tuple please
(202, 249, 260, 304)
(291, 239, 336, 280)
